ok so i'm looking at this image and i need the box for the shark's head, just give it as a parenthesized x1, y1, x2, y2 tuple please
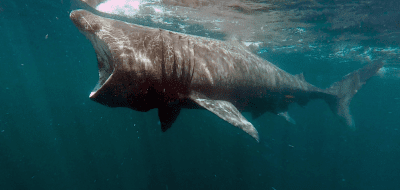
(70, 9, 164, 112)
(70, 10, 114, 100)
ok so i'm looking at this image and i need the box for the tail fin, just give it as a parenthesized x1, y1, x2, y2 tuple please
(325, 61, 384, 129)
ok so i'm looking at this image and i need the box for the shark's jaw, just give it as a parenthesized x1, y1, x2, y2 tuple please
(89, 72, 113, 99)
(69, 10, 115, 99)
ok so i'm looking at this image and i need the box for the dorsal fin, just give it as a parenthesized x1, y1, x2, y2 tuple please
(295, 73, 305, 81)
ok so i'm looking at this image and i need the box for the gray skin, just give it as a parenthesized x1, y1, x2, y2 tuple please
(70, 9, 383, 142)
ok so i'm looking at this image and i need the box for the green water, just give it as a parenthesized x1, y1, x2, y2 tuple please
(1, 0, 399, 189)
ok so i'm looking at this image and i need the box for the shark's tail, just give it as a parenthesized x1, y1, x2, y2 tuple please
(324, 61, 384, 129)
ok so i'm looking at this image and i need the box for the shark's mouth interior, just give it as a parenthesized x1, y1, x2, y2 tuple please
(89, 70, 113, 98)
(89, 38, 114, 98)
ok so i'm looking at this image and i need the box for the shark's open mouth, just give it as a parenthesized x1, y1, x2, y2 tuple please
(89, 37, 114, 98)
(69, 10, 115, 99)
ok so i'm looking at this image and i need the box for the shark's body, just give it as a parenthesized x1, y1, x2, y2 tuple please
(70, 10, 383, 142)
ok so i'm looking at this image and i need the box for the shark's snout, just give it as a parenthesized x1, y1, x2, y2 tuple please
(70, 10, 100, 34)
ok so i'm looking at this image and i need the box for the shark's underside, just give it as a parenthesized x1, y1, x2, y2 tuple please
(70, 9, 383, 142)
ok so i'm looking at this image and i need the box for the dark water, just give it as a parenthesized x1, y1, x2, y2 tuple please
(1, 0, 399, 189)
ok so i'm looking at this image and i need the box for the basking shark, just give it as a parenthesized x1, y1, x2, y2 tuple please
(70, 9, 383, 142)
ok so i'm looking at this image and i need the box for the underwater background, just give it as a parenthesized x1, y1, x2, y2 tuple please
(0, 0, 399, 189)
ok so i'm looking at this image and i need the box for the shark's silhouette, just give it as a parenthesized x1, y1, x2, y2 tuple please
(70, 10, 383, 142)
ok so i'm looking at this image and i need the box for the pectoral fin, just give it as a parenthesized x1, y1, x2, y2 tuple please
(158, 105, 181, 132)
(190, 93, 259, 142)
